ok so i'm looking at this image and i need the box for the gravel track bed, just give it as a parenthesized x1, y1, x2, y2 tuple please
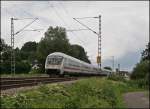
(1, 79, 79, 96)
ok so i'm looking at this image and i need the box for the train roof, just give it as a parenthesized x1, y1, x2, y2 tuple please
(47, 52, 97, 68)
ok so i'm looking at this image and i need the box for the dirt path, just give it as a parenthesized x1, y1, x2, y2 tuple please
(123, 91, 149, 108)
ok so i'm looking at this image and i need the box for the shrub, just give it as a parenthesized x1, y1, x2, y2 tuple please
(131, 60, 149, 80)
(107, 74, 126, 82)
(29, 68, 43, 74)
(63, 97, 80, 109)
(13, 94, 31, 108)
(1, 77, 146, 108)
(100, 84, 117, 107)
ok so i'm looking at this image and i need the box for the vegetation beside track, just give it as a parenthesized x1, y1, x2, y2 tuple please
(1, 77, 147, 108)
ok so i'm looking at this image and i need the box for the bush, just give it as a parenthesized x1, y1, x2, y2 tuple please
(63, 97, 80, 109)
(0, 61, 11, 74)
(1, 77, 146, 108)
(131, 60, 149, 80)
(108, 73, 149, 89)
(107, 74, 126, 82)
(130, 60, 149, 88)
(29, 68, 43, 74)
(15, 61, 31, 74)
(0, 61, 31, 74)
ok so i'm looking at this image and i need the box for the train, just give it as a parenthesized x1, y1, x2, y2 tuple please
(45, 52, 112, 76)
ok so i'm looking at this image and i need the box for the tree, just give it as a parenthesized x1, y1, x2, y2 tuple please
(131, 42, 149, 86)
(0, 38, 32, 74)
(21, 41, 38, 63)
(69, 44, 91, 63)
(131, 60, 149, 79)
(0, 38, 11, 74)
(37, 26, 91, 71)
(141, 42, 150, 61)
(103, 66, 112, 70)
(37, 26, 71, 70)
(21, 41, 38, 52)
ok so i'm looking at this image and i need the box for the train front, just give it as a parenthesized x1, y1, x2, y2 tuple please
(45, 54, 64, 76)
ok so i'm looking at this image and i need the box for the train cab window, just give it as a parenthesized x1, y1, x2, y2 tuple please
(47, 56, 63, 65)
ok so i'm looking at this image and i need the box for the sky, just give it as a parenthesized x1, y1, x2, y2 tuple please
(1, 1, 149, 71)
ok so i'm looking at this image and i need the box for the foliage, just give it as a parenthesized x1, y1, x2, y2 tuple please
(69, 44, 91, 64)
(130, 43, 149, 87)
(104, 66, 112, 70)
(0, 61, 31, 74)
(141, 42, 149, 61)
(20, 41, 38, 63)
(108, 74, 149, 89)
(131, 60, 149, 87)
(37, 26, 91, 71)
(29, 68, 43, 74)
(0, 38, 32, 74)
(1, 77, 145, 108)
(131, 60, 149, 79)
(15, 61, 31, 74)
(1, 26, 91, 74)
(107, 74, 126, 82)
(37, 26, 70, 63)
(21, 41, 38, 52)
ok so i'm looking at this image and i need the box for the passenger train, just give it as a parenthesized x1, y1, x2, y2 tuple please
(45, 52, 111, 76)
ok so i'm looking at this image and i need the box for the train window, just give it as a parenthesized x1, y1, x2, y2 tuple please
(47, 56, 63, 65)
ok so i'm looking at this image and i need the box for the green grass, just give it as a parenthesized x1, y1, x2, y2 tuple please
(144, 91, 149, 98)
(1, 77, 146, 108)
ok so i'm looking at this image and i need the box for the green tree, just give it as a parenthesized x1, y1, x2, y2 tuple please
(131, 60, 149, 79)
(104, 66, 112, 71)
(0, 38, 12, 74)
(69, 44, 91, 63)
(37, 26, 91, 71)
(21, 41, 37, 52)
(37, 26, 70, 70)
(0, 38, 31, 74)
(141, 42, 149, 61)
(15, 61, 31, 74)
(131, 43, 149, 86)
(21, 41, 38, 63)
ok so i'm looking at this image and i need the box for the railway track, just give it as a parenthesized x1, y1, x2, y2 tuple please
(0, 77, 78, 90)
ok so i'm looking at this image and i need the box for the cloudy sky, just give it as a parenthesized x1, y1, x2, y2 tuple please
(1, 1, 149, 71)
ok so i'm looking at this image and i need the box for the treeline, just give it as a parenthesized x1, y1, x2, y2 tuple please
(130, 42, 149, 87)
(0, 26, 90, 74)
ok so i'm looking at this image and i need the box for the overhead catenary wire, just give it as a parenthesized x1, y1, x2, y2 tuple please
(48, 1, 87, 46)
(73, 18, 98, 35)
(58, 2, 100, 65)
(14, 18, 38, 35)
(57, 1, 89, 46)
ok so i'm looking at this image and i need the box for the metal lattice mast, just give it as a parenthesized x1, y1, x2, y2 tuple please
(10, 17, 39, 75)
(11, 18, 15, 75)
(98, 15, 101, 69)
(73, 15, 102, 69)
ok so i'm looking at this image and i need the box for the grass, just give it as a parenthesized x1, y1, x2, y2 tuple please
(144, 91, 149, 98)
(1, 77, 147, 108)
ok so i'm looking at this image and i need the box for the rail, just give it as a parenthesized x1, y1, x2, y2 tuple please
(0, 77, 78, 90)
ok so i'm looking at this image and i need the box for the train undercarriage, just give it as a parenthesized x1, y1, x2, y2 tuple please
(45, 69, 107, 77)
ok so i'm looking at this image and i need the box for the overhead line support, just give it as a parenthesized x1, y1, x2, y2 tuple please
(73, 15, 102, 69)
(11, 18, 15, 75)
(10, 17, 39, 75)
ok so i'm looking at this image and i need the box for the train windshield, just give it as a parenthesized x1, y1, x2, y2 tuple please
(47, 55, 63, 65)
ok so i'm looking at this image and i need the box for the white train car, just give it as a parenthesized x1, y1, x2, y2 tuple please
(101, 68, 113, 76)
(45, 52, 103, 76)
